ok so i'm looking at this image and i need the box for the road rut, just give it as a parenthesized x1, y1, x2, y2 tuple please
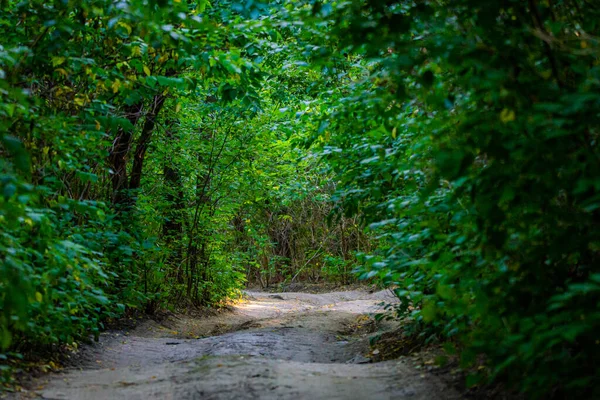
(19, 290, 457, 400)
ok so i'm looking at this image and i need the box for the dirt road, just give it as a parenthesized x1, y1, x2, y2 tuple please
(21, 290, 457, 399)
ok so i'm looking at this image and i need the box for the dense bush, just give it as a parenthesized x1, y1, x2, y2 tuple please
(306, 0, 600, 397)
(0, 0, 362, 381)
(4, 0, 598, 396)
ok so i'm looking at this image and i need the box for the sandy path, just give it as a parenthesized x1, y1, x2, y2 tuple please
(17, 290, 458, 400)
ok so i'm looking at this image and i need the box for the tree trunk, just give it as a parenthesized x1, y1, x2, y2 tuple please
(162, 119, 185, 282)
(129, 94, 167, 191)
(108, 103, 142, 206)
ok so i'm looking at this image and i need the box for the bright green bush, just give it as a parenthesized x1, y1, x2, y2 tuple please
(0, 0, 260, 376)
(1, 0, 357, 377)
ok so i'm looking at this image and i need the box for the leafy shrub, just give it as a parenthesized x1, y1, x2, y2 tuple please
(308, 0, 600, 397)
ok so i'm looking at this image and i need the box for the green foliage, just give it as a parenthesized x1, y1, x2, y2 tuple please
(0, 0, 269, 379)
(0, 0, 362, 383)
(301, 0, 600, 397)
(4, 0, 596, 397)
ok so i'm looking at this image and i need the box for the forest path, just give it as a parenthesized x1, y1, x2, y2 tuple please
(24, 290, 457, 400)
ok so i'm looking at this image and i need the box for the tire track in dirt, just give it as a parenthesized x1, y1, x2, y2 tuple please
(15, 290, 458, 400)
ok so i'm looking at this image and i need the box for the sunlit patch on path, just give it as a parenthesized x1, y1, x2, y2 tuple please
(18, 291, 457, 400)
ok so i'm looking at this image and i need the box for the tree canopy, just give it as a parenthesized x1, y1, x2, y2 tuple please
(1, 0, 599, 397)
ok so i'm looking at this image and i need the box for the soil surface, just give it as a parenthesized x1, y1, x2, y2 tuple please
(13, 290, 458, 400)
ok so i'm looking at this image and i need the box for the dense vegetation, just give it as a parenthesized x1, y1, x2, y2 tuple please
(0, 0, 362, 375)
(1, 0, 599, 398)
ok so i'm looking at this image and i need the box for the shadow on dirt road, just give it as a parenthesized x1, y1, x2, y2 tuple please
(15, 290, 458, 400)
